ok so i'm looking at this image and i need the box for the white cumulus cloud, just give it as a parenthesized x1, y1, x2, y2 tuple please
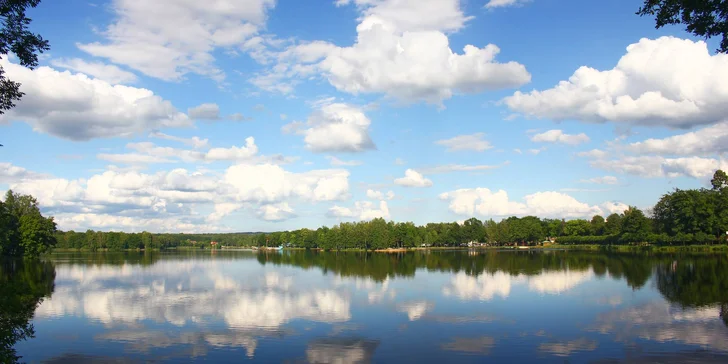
(0, 59, 190, 140)
(394, 169, 433, 187)
(282, 103, 375, 153)
(366, 189, 395, 200)
(253, 0, 530, 104)
(78, 0, 276, 82)
(8, 159, 351, 230)
(328, 200, 390, 220)
(586, 155, 728, 179)
(627, 121, 728, 156)
(439, 188, 604, 218)
(504, 37, 728, 129)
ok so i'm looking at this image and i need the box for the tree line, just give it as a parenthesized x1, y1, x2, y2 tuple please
(252, 170, 728, 249)
(51, 230, 259, 251)
(5, 170, 728, 255)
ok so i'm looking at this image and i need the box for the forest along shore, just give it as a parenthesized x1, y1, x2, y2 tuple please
(5, 170, 728, 257)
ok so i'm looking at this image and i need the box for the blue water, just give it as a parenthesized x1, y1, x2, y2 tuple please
(5, 250, 728, 363)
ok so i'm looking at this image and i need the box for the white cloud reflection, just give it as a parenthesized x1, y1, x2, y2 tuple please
(306, 338, 379, 364)
(36, 261, 351, 330)
(442, 269, 594, 301)
(397, 301, 434, 321)
(590, 302, 728, 352)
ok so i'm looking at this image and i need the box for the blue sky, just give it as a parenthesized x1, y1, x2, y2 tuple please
(1, 0, 726, 233)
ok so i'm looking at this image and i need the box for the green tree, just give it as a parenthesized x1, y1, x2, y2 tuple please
(462, 218, 484, 243)
(621, 206, 652, 242)
(605, 213, 623, 235)
(369, 218, 390, 250)
(712, 169, 728, 190)
(507, 216, 544, 243)
(564, 219, 591, 236)
(653, 188, 718, 237)
(1, 191, 56, 257)
(542, 218, 564, 238)
(125, 233, 143, 249)
(0, 200, 20, 256)
(637, 0, 728, 53)
(483, 219, 499, 243)
(0, 0, 50, 116)
(18, 212, 56, 257)
(141, 231, 152, 249)
(590, 215, 606, 236)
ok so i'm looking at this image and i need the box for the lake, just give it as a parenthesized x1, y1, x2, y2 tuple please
(3, 249, 728, 363)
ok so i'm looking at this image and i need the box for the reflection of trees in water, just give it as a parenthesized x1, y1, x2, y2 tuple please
(0, 259, 56, 363)
(655, 256, 728, 320)
(50, 250, 258, 267)
(260, 250, 728, 313)
(257, 250, 654, 287)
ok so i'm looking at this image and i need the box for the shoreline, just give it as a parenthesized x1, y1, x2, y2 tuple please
(47, 244, 728, 254)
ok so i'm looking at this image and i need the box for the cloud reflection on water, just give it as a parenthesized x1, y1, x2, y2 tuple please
(397, 301, 434, 321)
(538, 338, 598, 357)
(442, 269, 594, 301)
(36, 262, 351, 330)
(590, 302, 728, 352)
(306, 337, 379, 364)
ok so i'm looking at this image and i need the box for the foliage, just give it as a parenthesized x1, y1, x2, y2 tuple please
(0, 259, 55, 363)
(564, 219, 592, 237)
(0, 0, 50, 115)
(605, 213, 623, 235)
(590, 215, 605, 235)
(655, 255, 728, 308)
(0, 191, 56, 257)
(620, 206, 652, 242)
(712, 169, 728, 190)
(637, 0, 728, 53)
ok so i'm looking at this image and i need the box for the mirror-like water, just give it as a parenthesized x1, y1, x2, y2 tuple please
(3, 250, 728, 363)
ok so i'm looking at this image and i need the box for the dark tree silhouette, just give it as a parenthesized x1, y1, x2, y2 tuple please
(638, 0, 728, 53)
(0, 259, 56, 363)
(0, 0, 49, 114)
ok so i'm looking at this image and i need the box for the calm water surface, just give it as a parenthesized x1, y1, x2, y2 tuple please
(4, 250, 728, 363)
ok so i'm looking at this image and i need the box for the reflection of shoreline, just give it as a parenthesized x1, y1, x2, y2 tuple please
(20, 251, 728, 362)
(256, 250, 657, 286)
(0, 259, 56, 364)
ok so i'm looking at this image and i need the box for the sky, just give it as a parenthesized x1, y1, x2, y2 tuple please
(1, 0, 727, 233)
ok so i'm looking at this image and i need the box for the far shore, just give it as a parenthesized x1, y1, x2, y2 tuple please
(48, 243, 728, 254)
